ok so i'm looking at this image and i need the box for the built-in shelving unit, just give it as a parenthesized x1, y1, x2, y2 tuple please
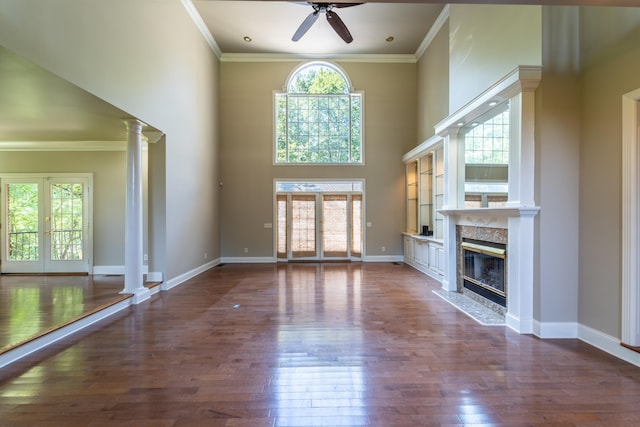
(402, 135, 445, 280)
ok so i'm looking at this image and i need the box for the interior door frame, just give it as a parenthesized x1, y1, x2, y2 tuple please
(0, 173, 94, 274)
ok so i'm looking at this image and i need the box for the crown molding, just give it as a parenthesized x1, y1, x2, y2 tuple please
(181, 0, 222, 59)
(220, 53, 417, 63)
(0, 141, 128, 151)
(415, 4, 450, 60)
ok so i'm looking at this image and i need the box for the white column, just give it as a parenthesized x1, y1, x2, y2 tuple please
(622, 89, 640, 347)
(121, 119, 150, 304)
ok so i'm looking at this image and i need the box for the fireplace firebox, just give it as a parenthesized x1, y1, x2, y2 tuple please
(461, 240, 506, 307)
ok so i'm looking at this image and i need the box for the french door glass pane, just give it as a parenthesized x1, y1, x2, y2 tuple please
(291, 195, 316, 258)
(277, 195, 288, 258)
(323, 195, 348, 257)
(50, 183, 84, 260)
(351, 194, 362, 257)
(7, 183, 39, 261)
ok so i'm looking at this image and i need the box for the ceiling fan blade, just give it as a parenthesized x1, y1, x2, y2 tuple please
(326, 10, 353, 44)
(292, 11, 319, 42)
(333, 3, 363, 8)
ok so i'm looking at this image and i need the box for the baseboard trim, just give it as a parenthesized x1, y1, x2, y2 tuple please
(161, 259, 221, 291)
(363, 255, 404, 262)
(93, 265, 155, 275)
(221, 257, 277, 263)
(578, 323, 640, 367)
(533, 320, 579, 338)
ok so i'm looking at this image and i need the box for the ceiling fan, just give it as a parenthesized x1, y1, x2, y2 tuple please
(292, 2, 362, 44)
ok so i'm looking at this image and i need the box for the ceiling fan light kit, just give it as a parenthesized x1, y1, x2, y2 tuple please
(292, 2, 362, 44)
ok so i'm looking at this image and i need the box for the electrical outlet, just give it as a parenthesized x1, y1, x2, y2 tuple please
(143, 254, 148, 261)
(244, 248, 249, 253)
(204, 252, 208, 259)
(381, 246, 386, 252)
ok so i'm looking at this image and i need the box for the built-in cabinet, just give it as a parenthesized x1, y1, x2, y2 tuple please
(402, 135, 445, 280)
(402, 234, 444, 280)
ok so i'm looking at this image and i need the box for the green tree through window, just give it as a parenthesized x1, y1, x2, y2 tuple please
(276, 62, 362, 164)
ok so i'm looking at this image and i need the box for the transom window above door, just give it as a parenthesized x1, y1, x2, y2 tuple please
(275, 62, 363, 165)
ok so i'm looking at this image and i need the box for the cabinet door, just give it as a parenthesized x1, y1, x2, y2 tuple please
(403, 236, 414, 261)
(415, 241, 428, 266)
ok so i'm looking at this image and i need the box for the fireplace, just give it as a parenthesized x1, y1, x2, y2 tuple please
(461, 239, 506, 307)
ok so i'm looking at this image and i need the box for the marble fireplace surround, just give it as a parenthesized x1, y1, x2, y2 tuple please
(440, 207, 539, 334)
(457, 225, 508, 315)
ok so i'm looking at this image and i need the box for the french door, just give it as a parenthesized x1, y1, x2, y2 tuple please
(1, 175, 92, 274)
(277, 193, 362, 261)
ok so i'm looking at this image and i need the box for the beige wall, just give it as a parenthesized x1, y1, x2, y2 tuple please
(417, 21, 449, 144)
(579, 7, 640, 337)
(0, 151, 126, 266)
(220, 61, 416, 258)
(0, 0, 220, 280)
(448, 4, 542, 114)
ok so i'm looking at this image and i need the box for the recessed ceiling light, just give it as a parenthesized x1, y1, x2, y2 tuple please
(456, 122, 465, 127)
(243, 36, 252, 43)
(488, 101, 499, 106)
(385, 36, 394, 42)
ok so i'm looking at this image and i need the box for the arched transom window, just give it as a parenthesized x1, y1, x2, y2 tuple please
(275, 62, 363, 164)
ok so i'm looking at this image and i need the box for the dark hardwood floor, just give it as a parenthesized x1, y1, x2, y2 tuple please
(0, 274, 126, 353)
(1, 262, 639, 426)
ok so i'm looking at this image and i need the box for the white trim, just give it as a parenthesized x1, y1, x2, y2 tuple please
(533, 320, 579, 338)
(363, 255, 404, 263)
(92, 265, 155, 276)
(220, 53, 417, 63)
(146, 271, 164, 282)
(180, 0, 222, 58)
(579, 323, 640, 368)
(621, 88, 640, 347)
(0, 141, 128, 151)
(0, 297, 131, 369)
(161, 259, 220, 291)
(415, 4, 450, 60)
(402, 134, 444, 164)
(435, 66, 543, 135)
(221, 257, 277, 264)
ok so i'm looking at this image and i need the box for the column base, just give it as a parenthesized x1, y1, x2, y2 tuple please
(120, 287, 151, 304)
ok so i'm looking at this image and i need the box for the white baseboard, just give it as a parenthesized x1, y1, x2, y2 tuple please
(578, 323, 640, 367)
(363, 255, 404, 262)
(221, 256, 277, 263)
(146, 271, 163, 282)
(92, 265, 126, 275)
(93, 265, 163, 282)
(533, 320, 579, 338)
(161, 258, 221, 291)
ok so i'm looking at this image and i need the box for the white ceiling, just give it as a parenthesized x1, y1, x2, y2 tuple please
(192, 1, 446, 56)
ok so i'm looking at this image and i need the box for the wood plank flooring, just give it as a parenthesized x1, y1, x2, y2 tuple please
(1, 262, 640, 426)
(0, 274, 125, 353)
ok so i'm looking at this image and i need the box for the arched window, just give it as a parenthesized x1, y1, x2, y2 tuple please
(275, 62, 363, 164)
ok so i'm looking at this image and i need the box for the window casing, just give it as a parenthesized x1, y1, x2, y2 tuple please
(275, 62, 363, 164)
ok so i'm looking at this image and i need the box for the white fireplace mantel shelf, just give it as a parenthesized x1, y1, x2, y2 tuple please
(438, 206, 540, 218)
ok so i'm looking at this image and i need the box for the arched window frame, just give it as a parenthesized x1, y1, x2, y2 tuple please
(274, 61, 364, 165)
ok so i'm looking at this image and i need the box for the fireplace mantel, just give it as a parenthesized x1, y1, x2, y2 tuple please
(439, 206, 540, 217)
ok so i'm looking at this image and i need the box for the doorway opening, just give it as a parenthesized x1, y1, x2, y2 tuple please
(1, 174, 93, 274)
(275, 180, 364, 261)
